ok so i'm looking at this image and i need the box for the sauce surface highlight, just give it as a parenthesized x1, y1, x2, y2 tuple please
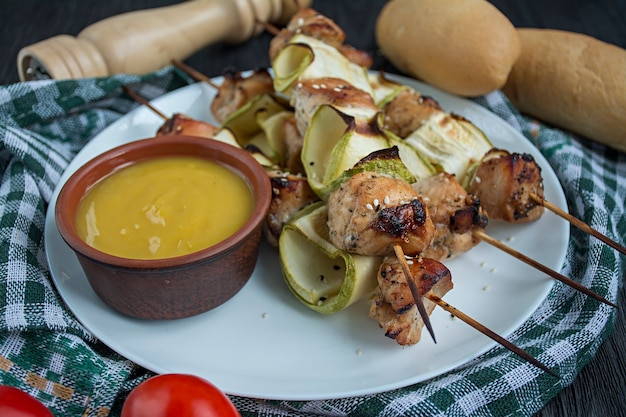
(75, 156, 254, 259)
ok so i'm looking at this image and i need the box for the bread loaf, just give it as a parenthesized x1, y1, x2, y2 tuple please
(502, 29, 626, 153)
(375, 0, 520, 97)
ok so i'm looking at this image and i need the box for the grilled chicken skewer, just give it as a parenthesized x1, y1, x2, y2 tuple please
(121, 85, 220, 138)
(171, 59, 275, 124)
(385, 87, 625, 257)
(327, 171, 437, 341)
(172, 59, 308, 176)
(268, 6, 620, 268)
(326, 162, 613, 313)
(265, 7, 373, 68)
(415, 171, 616, 307)
(170, 51, 619, 311)
(371, 251, 557, 376)
(258, 6, 608, 362)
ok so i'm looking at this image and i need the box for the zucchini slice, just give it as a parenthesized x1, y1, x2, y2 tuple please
(279, 202, 380, 314)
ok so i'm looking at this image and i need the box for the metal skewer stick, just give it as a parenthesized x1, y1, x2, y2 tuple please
(474, 230, 617, 308)
(427, 294, 559, 378)
(529, 192, 626, 257)
(393, 244, 437, 344)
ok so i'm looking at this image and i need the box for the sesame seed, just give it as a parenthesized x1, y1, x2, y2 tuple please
(384, 196, 391, 205)
(474, 176, 482, 184)
(366, 203, 374, 210)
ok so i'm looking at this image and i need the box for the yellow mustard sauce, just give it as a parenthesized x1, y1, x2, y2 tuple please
(75, 156, 254, 260)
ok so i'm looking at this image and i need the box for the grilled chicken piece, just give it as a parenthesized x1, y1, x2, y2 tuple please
(369, 256, 453, 346)
(291, 77, 378, 136)
(156, 113, 220, 138)
(468, 149, 545, 223)
(280, 114, 306, 175)
(337, 44, 373, 68)
(264, 170, 320, 246)
(210, 68, 275, 124)
(269, 7, 345, 62)
(327, 171, 435, 257)
(412, 172, 488, 260)
(382, 88, 443, 138)
(268, 8, 372, 68)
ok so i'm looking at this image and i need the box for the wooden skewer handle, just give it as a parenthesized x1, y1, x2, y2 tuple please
(529, 193, 626, 256)
(427, 294, 558, 377)
(17, 0, 311, 81)
(475, 230, 617, 308)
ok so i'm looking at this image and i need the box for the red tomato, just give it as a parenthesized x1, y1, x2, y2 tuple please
(121, 374, 241, 417)
(0, 385, 54, 417)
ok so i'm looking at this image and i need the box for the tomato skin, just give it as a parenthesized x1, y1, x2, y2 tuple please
(121, 374, 241, 417)
(0, 385, 54, 417)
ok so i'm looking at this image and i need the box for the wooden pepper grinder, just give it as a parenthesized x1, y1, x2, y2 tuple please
(17, 0, 311, 81)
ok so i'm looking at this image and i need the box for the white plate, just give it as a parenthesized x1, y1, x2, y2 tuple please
(44, 74, 569, 401)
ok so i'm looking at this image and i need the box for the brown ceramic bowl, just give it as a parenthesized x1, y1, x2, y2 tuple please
(55, 135, 271, 320)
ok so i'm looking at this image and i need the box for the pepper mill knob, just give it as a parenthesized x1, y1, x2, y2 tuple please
(17, 0, 310, 81)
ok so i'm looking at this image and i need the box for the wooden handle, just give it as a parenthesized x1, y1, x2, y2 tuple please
(17, 0, 310, 81)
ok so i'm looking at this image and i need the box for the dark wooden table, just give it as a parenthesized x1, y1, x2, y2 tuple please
(1, 1, 624, 416)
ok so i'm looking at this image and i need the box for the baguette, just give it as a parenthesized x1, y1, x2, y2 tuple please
(375, 0, 520, 97)
(502, 29, 626, 153)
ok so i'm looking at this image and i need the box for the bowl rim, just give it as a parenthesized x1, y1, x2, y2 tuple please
(55, 135, 272, 269)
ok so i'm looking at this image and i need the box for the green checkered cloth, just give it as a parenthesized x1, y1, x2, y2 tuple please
(0, 68, 623, 416)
